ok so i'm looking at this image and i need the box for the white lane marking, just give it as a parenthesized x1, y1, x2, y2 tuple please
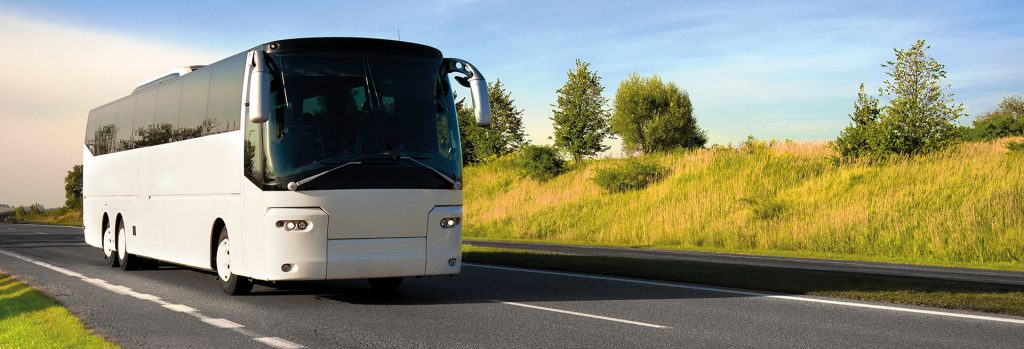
(36, 231, 48, 235)
(163, 304, 198, 313)
(465, 263, 1024, 326)
(495, 299, 668, 328)
(254, 337, 306, 349)
(0, 249, 306, 348)
(203, 318, 245, 329)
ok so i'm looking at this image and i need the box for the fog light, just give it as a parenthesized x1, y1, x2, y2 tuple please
(285, 221, 296, 230)
(448, 258, 457, 266)
(440, 217, 460, 228)
(281, 263, 292, 272)
(276, 221, 285, 228)
(297, 221, 308, 230)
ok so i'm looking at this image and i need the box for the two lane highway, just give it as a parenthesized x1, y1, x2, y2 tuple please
(1, 223, 1022, 348)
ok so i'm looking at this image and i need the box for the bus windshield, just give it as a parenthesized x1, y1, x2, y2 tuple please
(258, 53, 462, 190)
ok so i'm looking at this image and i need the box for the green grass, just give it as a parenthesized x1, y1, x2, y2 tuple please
(462, 245, 1024, 317)
(464, 138, 1024, 271)
(0, 273, 117, 348)
(1, 208, 83, 227)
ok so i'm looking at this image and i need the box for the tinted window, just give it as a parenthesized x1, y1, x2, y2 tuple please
(133, 89, 158, 147)
(153, 79, 182, 145)
(207, 54, 245, 135)
(84, 109, 100, 154)
(93, 106, 117, 155)
(177, 69, 211, 140)
(115, 98, 135, 151)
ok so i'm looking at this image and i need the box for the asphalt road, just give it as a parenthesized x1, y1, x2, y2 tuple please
(2, 223, 1023, 348)
(465, 240, 1024, 286)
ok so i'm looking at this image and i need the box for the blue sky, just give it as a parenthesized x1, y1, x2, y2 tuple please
(1, 0, 1023, 206)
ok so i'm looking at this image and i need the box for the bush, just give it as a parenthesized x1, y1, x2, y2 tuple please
(594, 159, 668, 193)
(518, 145, 567, 181)
(1007, 141, 1024, 153)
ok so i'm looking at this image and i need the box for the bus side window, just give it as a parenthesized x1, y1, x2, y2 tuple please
(178, 69, 212, 140)
(207, 54, 246, 136)
(154, 80, 182, 146)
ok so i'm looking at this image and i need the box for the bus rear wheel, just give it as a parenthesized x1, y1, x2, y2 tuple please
(102, 225, 119, 267)
(215, 228, 252, 295)
(368, 277, 403, 292)
(117, 224, 142, 270)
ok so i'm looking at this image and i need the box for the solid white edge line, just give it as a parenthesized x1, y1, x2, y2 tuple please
(494, 299, 668, 328)
(0, 249, 306, 348)
(464, 263, 1024, 326)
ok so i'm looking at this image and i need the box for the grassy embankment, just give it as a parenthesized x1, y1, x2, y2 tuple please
(0, 208, 82, 227)
(0, 273, 117, 348)
(464, 138, 1024, 272)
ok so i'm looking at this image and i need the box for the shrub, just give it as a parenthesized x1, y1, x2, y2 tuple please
(1007, 141, 1024, 153)
(594, 159, 668, 193)
(518, 145, 567, 181)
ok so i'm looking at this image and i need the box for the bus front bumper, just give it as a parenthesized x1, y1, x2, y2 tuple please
(261, 206, 462, 281)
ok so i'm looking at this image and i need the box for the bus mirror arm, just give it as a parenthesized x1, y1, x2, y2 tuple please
(444, 58, 490, 127)
(243, 50, 272, 124)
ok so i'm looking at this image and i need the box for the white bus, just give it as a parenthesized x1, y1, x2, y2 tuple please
(82, 38, 490, 295)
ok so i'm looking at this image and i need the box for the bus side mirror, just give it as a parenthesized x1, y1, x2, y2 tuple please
(444, 58, 490, 127)
(244, 50, 272, 124)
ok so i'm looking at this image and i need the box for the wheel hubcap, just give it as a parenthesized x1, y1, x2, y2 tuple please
(117, 228, 127, 260)
(103, 228, 115, 257)
(216, 239, 231, 282)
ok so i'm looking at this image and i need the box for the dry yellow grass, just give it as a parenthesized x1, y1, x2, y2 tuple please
(464, 138, 1024, 271)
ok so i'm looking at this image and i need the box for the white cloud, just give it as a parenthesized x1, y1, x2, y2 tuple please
(0, 14, 225, 207)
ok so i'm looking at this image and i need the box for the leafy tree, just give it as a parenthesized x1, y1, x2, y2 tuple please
(64, 165, 84, 210)
(455, 81, 529, 164)
(611, 74, 706, 153)
(969, 95, 1024, 140)
(833, 84, 882, 158)
(833, 40, 965, 159)
(551, 59, 611, 163)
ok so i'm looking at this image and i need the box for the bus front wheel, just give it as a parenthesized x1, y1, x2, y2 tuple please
(215, 228, 252, 295)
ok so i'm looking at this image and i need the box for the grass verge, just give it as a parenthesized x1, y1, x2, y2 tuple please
(0, 273, 117, 348)
(462, 244, 1024, 317)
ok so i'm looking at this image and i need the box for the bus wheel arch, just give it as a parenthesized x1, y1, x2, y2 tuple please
(209, 219, 226, 270)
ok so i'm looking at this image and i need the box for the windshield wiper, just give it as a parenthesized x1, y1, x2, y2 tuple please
(285, 155, 460, 191)
(286, 161, 362, 191)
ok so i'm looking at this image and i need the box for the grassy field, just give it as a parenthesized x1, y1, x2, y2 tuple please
(464, 138, 1024, 271)
(462, 245, 1024, 317)
(0, 273, 117, 348)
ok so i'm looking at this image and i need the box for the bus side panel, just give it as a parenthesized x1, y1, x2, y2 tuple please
(82, 146, 141, 248)
(147, 131, 241, 270)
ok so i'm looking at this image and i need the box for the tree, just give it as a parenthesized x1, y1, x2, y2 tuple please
(833, 40, 964, 159)
(64, 164, 84, 210)
(480, 80, 528, 157)
(969, 95, 1024, 140)
(610, 74, 707, 153)
(551, 59, 611, 163)
(455, 81, 529, 164)
(833, 84, 881, 158)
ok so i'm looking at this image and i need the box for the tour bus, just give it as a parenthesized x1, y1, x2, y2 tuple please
(82, 38, 490, 295)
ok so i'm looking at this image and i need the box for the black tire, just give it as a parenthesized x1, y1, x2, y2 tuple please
(117, 223, 140, 270)
(368, 277, 403, 292)
(102, 224, 119, 267)
(215, 228, 253, 295)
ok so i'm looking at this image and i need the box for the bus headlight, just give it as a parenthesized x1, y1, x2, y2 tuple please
(276, 220, 310, 231)
(440, 217, 460, 229)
